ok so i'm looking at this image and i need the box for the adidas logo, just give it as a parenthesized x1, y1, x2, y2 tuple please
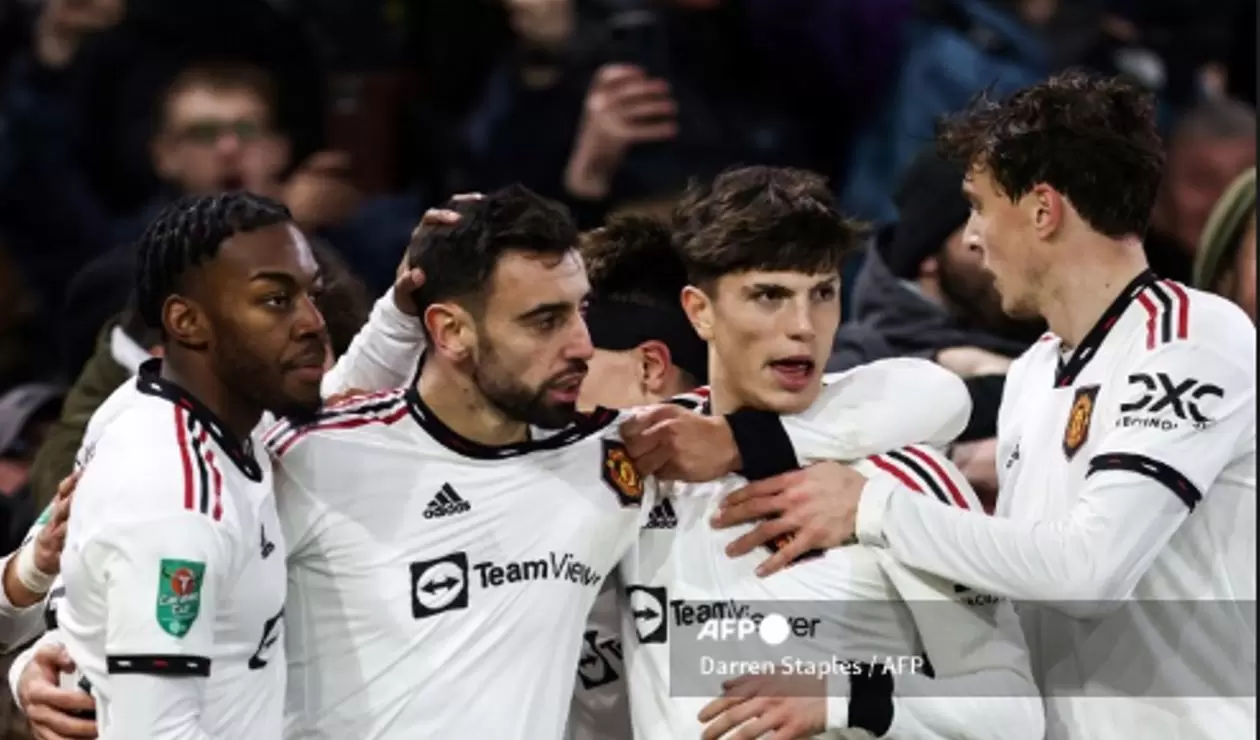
(424, 484, 472, 519)
(644, 498, 677, 530)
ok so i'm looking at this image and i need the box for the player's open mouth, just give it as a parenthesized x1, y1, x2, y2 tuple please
(768, 356, 815, 391)
(548, 373, 586, 402)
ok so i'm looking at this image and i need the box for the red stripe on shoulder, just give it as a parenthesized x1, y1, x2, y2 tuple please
(870, 446, 976, 510)
(173, 411, 219, 518)
(869, 454, 923, 493)
(174, 406, 197, 512)
(1161, 279, 1190, 341)
(902, 445, 970, 509)
(1135, 290, 1159, 350)
(270, 396, 411, 458)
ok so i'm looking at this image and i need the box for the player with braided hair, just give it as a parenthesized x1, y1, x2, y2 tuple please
(47, 191, 349, 739)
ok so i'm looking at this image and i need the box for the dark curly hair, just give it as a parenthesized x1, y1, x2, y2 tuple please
(407, 185, 577, 318)
(580, 215, 685, 311)
(671, 166, 860, 288)
(936, 69, 1165, 238)
(134, 191, 293, 331)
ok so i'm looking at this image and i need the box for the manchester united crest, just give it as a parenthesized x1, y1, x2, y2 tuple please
(602, 439, 644, 507)
(1062, 385, 1100, 459)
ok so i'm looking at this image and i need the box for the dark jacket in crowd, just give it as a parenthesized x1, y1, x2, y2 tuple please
(829, 242, 1029, 371)
(829, 242, 1029, 441)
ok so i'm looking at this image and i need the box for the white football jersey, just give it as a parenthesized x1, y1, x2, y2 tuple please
(567, 575, 633, 740)
(1, 287, 424, 661)
(857, 273, 1257, 740)
(620, 362, 1043, 739)
(268, 389, 650, 740)
(268, 359, 964, 740)
(999, 274, 1257, 738)
(57, 363, 287, 740)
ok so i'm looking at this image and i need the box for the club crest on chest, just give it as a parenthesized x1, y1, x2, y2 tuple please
(1063, 385, 1100, 460)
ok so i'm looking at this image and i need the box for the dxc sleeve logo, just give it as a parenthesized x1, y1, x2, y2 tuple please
(1120, 372, 1224, 427)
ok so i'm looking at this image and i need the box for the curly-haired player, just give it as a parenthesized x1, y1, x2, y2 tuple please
(715, 71, 1257, 739)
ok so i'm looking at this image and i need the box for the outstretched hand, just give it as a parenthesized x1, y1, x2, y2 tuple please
(712, 462, 867, 576)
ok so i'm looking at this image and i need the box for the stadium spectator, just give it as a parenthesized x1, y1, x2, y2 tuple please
(830, 146, 1043, 505)
(1195, 167, 1256, 322)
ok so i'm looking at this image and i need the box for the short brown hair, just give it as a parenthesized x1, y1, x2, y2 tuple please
(672, 166, 859, 287)
(580, 215, 685, 311)
(936, 69, 1165, 238)
(159, 61, 279, 129)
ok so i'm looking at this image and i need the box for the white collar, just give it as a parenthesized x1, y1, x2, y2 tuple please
(110, 326, 151, 375)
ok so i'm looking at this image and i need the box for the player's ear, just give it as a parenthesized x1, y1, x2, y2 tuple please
(163, 295, 210, 350)
(1030, 183, 1063, 238)
(681, 285, 714, 342)
(424, 301, 475, 361)
(637, 340, 672, 394)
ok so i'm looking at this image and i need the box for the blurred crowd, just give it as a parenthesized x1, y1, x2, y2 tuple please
(0, 0, 1254, 693)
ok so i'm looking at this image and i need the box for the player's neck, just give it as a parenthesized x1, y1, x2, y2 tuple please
(705, 358, 747, 416)
(1039, 235, 1150, 348)
(160, 352, 263, 440)
(416, 362, 531, 446)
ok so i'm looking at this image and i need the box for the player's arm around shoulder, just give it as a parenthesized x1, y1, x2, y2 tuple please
(864, 449, 1043, 739)
(758, 359, 972, 469)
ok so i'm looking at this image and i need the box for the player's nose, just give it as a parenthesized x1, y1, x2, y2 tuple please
(292, 293, 327, 339)
(565, 314, 595, 361)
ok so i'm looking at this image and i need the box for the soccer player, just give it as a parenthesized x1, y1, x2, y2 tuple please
(37, 191, 427, 740)
(569, 214, 709, 740)
(264, 184, 965, 740)
(715, 72, 1256, 739)
(617, 166, 1043, 739)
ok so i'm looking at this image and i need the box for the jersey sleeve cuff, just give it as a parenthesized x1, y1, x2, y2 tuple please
(855, 474, 896, 547)
(825, 695, 849, 729)
(106, 654, 211, 677)
(724, 409, 799, 480)
(8, 641, 34, 708)
(0, 553, 43, 616)
(848, 664, 895, 736)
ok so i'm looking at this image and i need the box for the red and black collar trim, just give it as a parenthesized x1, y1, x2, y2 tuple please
(135, 359, 263, 481)
(1054, 269, 1159, 388)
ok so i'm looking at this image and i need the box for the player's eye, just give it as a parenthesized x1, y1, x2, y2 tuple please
(812, 284, 838, 302)
(535, 314, 561, 333)
(751, 289, 785, 305)
(262, 293, 292, 310)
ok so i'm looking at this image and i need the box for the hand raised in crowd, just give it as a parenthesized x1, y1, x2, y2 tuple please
(699, 672, 826, 740)
(35, 0, 124, 68)
(619, 405, 740, 482)
(565, 64, 678, 200)
(392, 192, 483, 316)
(18, 643, 98, 740)
(712, 462, 866, 576)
